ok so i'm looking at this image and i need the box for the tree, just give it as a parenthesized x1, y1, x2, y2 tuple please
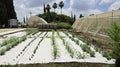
(74, 14, 76, 22)
(23, 17, 26, 23)
(52, 3, 57, 21)
(0, 2, 7, 27)
(59, 1, 64, 15)
(71, 12, 73, 18)
(79, 14, 84, 18)
(52, 3, 57, 12)
(46, 4, 51, 23)
(43, 4, 46, 13)
(107, 23, 120, 67)
(0, 0, 17, 28)
(38, 12, 73, 25)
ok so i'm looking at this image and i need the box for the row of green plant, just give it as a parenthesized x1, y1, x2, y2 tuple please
(65, 32, 90, 45)
(0, 35, 25, 48)
(29, 32, 48, 60)
(16, 32, 42, 59)
(57, 31, 73, 58)
(0, 36, 27, 55)
(81, 44, 95, 57)
(93, 46, 112, 60)
(64, 32, 95, 57)
(52, 30, 59, 59)
(65, 42, 74, 58)
(68, 31, 113, 59)
(67, 32, 113, 59)
(64, 32, 80, 45)
(101, 50, 112, 60)
(56, 31, 65, 44)
(75, 51, 86, 59)
(57, 31, 85, 59)
(58, 32, 74, 58)
(26, 28, 39, 35)
(0, 37, 18, 48)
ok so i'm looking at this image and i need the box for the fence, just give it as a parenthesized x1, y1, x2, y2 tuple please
(72, 10, 120, 36)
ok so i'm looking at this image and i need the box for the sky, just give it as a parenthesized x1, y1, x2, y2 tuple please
(13, 0, 120, 22)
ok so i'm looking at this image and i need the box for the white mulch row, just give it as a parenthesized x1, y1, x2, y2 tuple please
(0, 38, 33, 65)
(17, 38, 41, 64)
(54, 38, 72, 62)
(0, 32, 27, 45)
(32, 38, 53, 63)
(0, 31, 115, 65)
(5, 32, 27, 38)
(0, 29, 26, 36)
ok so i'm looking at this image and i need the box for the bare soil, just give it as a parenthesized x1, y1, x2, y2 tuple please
(0, 62, 114, 67)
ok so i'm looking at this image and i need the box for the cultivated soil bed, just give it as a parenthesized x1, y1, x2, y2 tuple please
(0, 29, 115, 67)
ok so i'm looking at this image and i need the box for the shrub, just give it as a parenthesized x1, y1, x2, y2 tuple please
(107, 23, 120, 59)
(58, 22, 72, 29)
(38, 12, 73, 25)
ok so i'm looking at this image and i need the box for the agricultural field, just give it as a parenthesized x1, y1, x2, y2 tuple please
(0, 29, 115, 66)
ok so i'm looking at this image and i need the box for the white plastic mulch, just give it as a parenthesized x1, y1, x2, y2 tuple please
(0, 31, 115, 65)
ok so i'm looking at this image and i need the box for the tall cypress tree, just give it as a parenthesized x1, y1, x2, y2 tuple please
(5, 0, 17, 19)
(43, 4, 46, 13)
(0, 0, 17, 27)
(0, 1, 7, 27)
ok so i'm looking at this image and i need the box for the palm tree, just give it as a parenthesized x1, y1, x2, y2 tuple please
(52, 3, 57, 21)
(59, 1, 64, 15)
(52, 3, 57, 12)
(46, 4, 51, 23)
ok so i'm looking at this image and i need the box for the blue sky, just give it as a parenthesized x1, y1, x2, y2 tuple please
(13, 0, 120, 22)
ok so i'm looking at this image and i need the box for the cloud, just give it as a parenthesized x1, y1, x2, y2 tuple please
(13, 0, 120, 22)
(24, 0, 54, 8)
(99, 0, 114, 5)
(108, 0, 120, 11)
(14, 0, 44, 22)
(89, 9, 103, 15)
(71, 0, 96, 11)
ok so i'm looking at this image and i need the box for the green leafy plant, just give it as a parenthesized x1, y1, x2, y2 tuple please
(81, 44, 95, 57)
(102, 51, 112, 60)
(76, 51, 85, 59)
(65, 42, 74, 58)
(52, 30, 59, 59)
(53, 44, 59, 59)
(0, 36, 27, 55)
(107, 23, 120, 59)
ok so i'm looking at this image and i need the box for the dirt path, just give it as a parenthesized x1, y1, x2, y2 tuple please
(0, 28, 26, 36)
